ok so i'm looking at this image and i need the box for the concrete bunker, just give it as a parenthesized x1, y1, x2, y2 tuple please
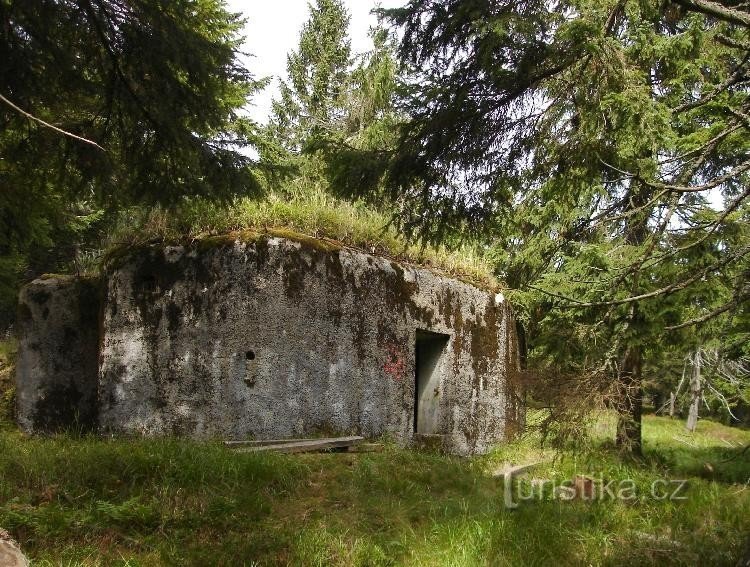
(15, 232, 524, 455)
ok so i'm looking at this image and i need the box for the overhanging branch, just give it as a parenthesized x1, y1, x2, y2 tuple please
(525, 244, 750, 308)
(672, 0, 750, 27)
(0, 93, 105, 150)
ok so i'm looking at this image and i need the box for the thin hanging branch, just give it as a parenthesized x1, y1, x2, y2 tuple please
(0, 93, 105, 151)
(524, 244, 750, 308)
(666, 301, 738, 330)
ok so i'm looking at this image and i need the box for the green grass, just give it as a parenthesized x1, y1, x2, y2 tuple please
(98, 191, 496, 289)
(0, 413, 748, 566)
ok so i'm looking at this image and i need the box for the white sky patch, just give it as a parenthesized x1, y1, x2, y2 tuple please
(226, 0, 404, 125)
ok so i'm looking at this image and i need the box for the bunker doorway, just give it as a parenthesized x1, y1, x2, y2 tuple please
(414, 330, 450, 434)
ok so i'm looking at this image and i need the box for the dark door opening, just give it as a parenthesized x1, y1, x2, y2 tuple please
(414, 330, 450, 434)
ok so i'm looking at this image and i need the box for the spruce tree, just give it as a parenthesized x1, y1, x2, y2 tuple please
(0, 0, 264, 322)
(266, 4, 400, 206)
(269, 0, 352, 152)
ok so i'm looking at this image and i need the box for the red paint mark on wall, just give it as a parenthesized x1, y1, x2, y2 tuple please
(383, 344, 406, 381)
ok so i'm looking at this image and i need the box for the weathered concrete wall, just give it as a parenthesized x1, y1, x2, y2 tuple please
(98, 232, 523, 454)
(15, 277, 100, 433)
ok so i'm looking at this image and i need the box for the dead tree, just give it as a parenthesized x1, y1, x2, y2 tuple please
(686, 351, 701, 432)
(662, 348, 749, 432)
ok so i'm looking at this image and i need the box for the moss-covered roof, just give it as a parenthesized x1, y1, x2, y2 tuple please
(103, 228, 500, 292)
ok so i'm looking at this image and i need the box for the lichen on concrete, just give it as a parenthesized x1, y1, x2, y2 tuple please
(15, 276, 101, 433)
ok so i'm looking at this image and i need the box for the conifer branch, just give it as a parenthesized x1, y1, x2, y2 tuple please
(81, 0, 161, 131)
(654, 159, 750, 193)
(673, 53, 750, 114)
(600, 158, 750, 195)
(527, 245, 750, 308)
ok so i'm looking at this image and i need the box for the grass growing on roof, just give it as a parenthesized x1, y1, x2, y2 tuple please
(102, 190, 496, 288)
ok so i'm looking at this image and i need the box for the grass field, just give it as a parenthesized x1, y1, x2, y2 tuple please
(0, 410, 748, 566)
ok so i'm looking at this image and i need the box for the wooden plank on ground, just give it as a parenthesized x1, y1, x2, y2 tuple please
(225, 438, 318, 448)
(227, 436, 365, 454)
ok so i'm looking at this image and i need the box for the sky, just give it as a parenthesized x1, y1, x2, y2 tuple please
(225, 0, 404, 125)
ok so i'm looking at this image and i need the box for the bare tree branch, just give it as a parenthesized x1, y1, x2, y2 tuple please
(0, 93, 105, 151)
(665, 301, 738, 330)
(655, 159, 750, 193)
(672, 0, 750, 27)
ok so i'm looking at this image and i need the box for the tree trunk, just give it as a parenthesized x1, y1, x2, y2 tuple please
(614, 178, 652, 456)
(686, 350, 701, 432)
(669, 391, 675, 418)
(616, 345, 643, 455)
